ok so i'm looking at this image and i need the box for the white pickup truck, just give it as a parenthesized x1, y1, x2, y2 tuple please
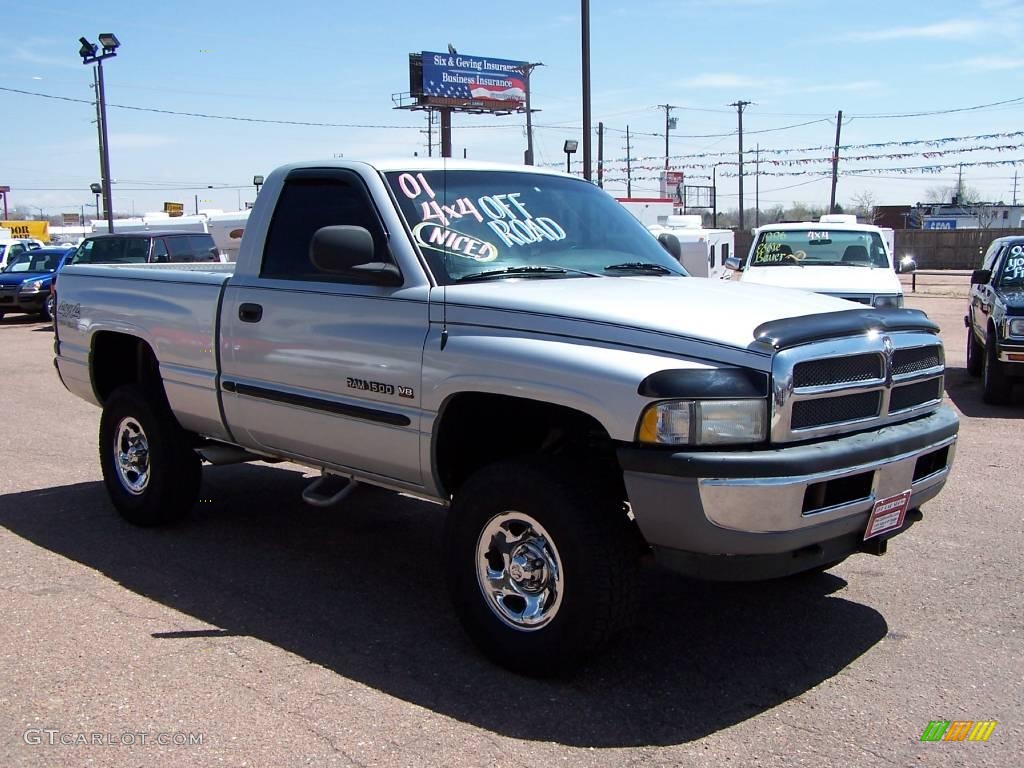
(54, 160, 958, 675)
(727, 215, 907, 308)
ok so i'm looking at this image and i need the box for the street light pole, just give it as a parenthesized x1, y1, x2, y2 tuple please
(80, 34, 119, 234)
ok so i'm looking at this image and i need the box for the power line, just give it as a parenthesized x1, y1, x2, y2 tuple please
(0, 85, 423, 130)
(848, 96, 1024, 119)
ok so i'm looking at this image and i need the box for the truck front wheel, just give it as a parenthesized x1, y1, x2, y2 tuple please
(445, 460, 638, 676)
(982, 330, 1013, 404)
(966, 326, 983, 377)
(98, 384, 201, 526)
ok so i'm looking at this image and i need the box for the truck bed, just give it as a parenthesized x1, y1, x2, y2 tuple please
(54, 263, 234, 441)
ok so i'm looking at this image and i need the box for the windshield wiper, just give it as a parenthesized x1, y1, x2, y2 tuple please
(604, 262, 676, 275)
(457, 265, 601, 282)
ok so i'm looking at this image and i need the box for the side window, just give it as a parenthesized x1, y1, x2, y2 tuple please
(166, 236, 196, 262)
(189, 235, 216, 261)
(261, 172, 389, 282)
(123, 237, 150, 263)
(983, 243, 1002, 271)
(151, 238, 169, 263)
(722, 242, 730, 261)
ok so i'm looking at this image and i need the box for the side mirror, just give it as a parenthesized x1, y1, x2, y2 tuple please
(724, 255, 743, 272)
(897, 255, 917, 274)
(657, 232, 681, 260)
(970, 268, 991, 285)
(310, 226, 402, 286)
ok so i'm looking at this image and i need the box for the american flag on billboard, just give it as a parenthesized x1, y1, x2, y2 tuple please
(421, 51, 528, 105)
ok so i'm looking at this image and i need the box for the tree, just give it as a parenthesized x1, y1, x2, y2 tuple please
(850, 190, 878, 223)
(923, 184, 982, 204)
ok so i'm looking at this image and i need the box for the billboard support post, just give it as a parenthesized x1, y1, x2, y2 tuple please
(440, 108, 452, 158)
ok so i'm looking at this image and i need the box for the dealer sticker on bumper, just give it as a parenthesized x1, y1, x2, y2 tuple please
(864, 490, 912, 540)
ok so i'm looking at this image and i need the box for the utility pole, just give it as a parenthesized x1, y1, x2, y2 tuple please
(756, 144, 761, 227)
(625, 125, 633, 198)
(712, 164, 718, 227)
(581, 0, 592, 180)
(597, 121, 604, 188)
(730, 100, 752, 230)
(957, 163, 964, 203)
(659, 104, 677, 170)
(1013, 167, 1018, 206)
(829, 110, 843, 214)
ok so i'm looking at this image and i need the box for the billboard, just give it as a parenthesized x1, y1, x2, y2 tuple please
(420, 51, 527, 105)
(924, 219, 957, 230)
(1, 220, 49, 241)
(164, 202, 184, 217)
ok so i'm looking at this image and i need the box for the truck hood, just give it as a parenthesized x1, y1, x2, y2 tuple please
(740, 265, 902, 295)
(442, 275, 858, 350)
(0, 271, 51, 286)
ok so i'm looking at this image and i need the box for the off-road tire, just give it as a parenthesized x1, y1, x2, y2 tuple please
(99, 384, 201, 526)
(445, 459, 638, 677)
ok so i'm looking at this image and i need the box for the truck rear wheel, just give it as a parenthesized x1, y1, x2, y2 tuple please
(98, 384, 201, 526)
(966, 327, 983, 377)
(445, 459, 638, 676)
(982, 329, 1013, 404)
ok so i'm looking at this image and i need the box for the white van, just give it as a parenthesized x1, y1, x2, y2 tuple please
(726, 214, 907, 308)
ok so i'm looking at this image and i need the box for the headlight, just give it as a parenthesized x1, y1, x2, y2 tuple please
(872, 294, 903, 309)
(1007, 318, 1024, 337)
(638, 399, 767, 445)
(18, 280, 45, 294)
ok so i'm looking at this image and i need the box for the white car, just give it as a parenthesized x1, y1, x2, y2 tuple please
(727, 215, 907, 308)
(0, 239, 42, 270)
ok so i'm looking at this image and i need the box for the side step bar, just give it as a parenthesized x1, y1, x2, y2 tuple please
(302, 473, 359, 508)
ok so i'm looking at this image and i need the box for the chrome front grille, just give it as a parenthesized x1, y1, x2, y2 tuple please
(792, 354, 882, 387)
(771, 332, 945, 442)
(791, 391, 881, 429)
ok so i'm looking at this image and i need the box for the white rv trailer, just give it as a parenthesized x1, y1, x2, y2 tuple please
(648, 214, 736, 279)
(206, 210, 250, 262)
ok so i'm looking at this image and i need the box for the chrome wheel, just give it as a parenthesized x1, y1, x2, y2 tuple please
(114, 416, 150, 495)
(45, 293, 55, 320)
(475, 511, 564, 631)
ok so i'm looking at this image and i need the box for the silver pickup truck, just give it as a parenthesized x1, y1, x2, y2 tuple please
(54, 160, 958, 675)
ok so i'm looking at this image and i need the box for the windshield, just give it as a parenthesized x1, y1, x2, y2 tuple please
(384, 170, 687, 284)
(749, 229, 889, 268)
(998, 243, 1024, 288)
(2, 251, 62, 272)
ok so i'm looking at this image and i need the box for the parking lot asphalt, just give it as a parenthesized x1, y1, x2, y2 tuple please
(1, 290, 1021, 767)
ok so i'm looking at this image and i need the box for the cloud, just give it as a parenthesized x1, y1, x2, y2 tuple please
(106, 133, 180, 150)
(677, 73, 771, 89)
(11, 37, 81, 70)
(955, 55, 1024, 72)
(799, 80, 883, 94)
(848, 19, 987, 41)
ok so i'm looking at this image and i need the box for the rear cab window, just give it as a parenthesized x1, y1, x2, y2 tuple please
(261, 170, 391, 282)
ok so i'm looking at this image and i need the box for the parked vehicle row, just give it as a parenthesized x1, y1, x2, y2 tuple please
(0, 247, 73, 321)
(966, 235, 1024, 403)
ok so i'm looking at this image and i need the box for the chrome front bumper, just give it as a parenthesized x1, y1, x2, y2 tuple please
(616, 406, 958, 570)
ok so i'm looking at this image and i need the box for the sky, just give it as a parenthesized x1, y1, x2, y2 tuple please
(2, 0, 1024, 221)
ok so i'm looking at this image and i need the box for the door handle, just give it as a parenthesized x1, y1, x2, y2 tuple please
(238, 303, 263, 323)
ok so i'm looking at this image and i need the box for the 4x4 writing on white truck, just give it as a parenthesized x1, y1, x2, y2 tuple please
(53, 160, 958, 675)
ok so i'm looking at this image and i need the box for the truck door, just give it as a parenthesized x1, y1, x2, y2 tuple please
(219, 168, 429, 485)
